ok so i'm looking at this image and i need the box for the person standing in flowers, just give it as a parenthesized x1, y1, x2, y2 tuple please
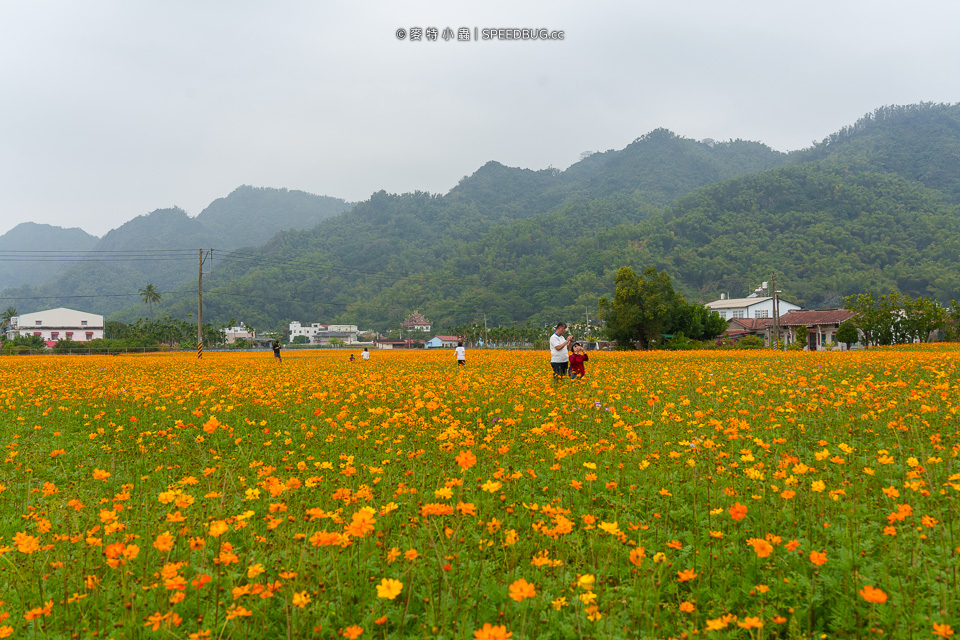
(568, 342, 589, 379)
(272, 339, 282, 364)
(549, 322, 575, 378)
(455, 340, 466, 366)
(361, 347, 370, 361)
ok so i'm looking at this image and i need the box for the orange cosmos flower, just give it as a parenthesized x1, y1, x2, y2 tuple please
(344, 508, 376, 537)
(23, 600, 53, 620)
(809, 550, 828, 566)
(933, 623, 954, 637)
(858, 585, 888, 603)
(676, 569, 698, 582)
(455, 449, 477, 470)
(376, 578, 403, 600)
(292, 590, 311, 608)
(679, 601, 695, 613)
(474, 623, 513, 640)
(13, 532, 40, 555)
(729, 502, 748, 521)
(746, 538, 774, 558)
(738, 616, 763, 629)
(202, 416, 221, 433)
(508, 578, 536, 602)
(153, 531, 175, 552)
(342, 625, 364, 639)
(208, 520, 229, 537)
(92, 468, 111, 481)
(629, 546, 646, 566)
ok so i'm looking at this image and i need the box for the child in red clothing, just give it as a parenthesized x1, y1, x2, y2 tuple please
(568, 343, 589, 379)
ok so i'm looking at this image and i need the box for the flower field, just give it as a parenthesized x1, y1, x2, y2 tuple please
(0, 347, 958, 639)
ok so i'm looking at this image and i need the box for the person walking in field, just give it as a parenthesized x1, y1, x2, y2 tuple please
(273, 340, 282, 364)
(549, 322, 574, 378)
(568, 342, 589, 379)
(455, 340, 466, 366)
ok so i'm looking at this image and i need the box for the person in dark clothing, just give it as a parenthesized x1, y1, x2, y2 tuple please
(273, 340, 282, 363)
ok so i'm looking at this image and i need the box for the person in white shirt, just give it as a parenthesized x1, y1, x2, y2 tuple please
(361, 348, 370, 361)
(549, 322, 574, 378)
(455, 340, 466, 366)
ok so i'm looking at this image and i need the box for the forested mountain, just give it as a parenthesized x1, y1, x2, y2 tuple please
(788, 102, 960, 202)
(1, 187, 351, 314)
(0, 223, 99, 289)
(4, 103, 959, 334)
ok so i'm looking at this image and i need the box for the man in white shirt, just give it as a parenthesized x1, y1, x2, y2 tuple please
(455, 341, 466, 366)
(549, 322, 574, 378)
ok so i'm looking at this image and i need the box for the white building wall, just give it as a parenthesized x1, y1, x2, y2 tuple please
(9, 308, 105, 342)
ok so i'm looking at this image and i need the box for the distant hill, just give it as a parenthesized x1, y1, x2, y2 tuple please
(788, 102, 960, 202)
(5, 103, 959, 334)
(1, 187, 352, 315)
(446, 129, 788, 215)
(0, 222, 98, 289)
(149, 103, 960, 332)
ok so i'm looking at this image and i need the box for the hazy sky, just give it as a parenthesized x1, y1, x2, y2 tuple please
(2, 0, 958, 237)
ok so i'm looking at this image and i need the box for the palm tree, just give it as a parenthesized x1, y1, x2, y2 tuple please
(0, 307, 17, 337)
(138, 284, 161, 319)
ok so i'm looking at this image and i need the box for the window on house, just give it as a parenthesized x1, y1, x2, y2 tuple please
(717, 311, 727, 319)
(81, 320, 88, 326)
(51, 332, 59, 339)
(36, 320, 42, 326)
(755, 310, 769, 318)
(732, 310, 745, 319)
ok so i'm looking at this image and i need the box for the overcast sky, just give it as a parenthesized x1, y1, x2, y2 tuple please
(1, 0, 958, 237)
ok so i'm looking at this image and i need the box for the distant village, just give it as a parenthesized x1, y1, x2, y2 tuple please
(2, 295, 874, 352)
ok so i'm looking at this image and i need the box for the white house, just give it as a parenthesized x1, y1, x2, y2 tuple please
(401, 311, 432, 333)
(288, 321, 360, 345)
(426, 335, 460, 349)
(705, 295, 800, 321)
(5, 307, 105, 344)
(224, 323, 256, 345)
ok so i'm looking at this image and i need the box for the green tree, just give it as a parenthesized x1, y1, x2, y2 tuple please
(0, 307, 16, 339)
(598, 267, 683, 349)
(138, 284, 161, 319)
(794, 325, 808, 349)
(836, 320, 859, 348)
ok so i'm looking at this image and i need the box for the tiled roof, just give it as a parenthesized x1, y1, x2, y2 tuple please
(729, 318, 772, 331)
(706, 296, 771, 309)
(433, 335, 460, 341)
(777, 309, 855, 327)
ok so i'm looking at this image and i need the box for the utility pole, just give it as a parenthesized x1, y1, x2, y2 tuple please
(483, 313, 488, 349)
(772, 270, 781, 350)
(198, 249, 213, 358)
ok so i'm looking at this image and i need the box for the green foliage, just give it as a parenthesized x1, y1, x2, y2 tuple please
(733, 335, 765, 349)
(292, 335, 310, 345)
(836, 320, 859, 347)
(794, 325, 808, 348)
(843, 291, 948, 346)
(598, 267, 726, 348)
(106, 317, 225, 347)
